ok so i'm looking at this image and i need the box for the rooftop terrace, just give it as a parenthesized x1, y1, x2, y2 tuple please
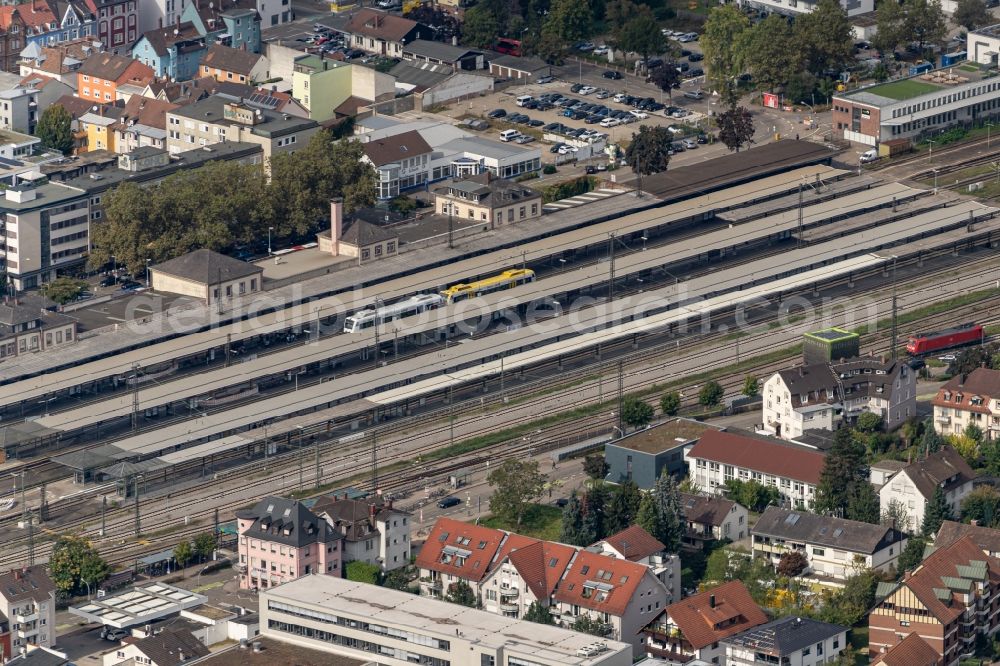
(841, 62, 995, 105)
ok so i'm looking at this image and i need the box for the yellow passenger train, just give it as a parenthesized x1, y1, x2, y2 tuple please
(439, 269, 536, 304)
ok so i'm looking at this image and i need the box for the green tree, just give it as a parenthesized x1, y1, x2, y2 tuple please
(819, 570, 876, 626)
(742, 375, 759, 398)
(445, 580, 478, 607)
(381, 566, 415, 591)
(897, 535, 927, 573)
(739, 14, 800, 91)
(660, 391, 681, 416)
(625, 125, 673, 175)
(953, 0, 991, 29)
(606, 480, 642, 533)
(192, 532, 216, 562)
(487, 459, 546, 528)
(524, 600, 554, 624)
(815, 428, 868, 515)
(872, 0, 906, 55)
(618, 13, 668, 72)
(461, 4, 502, 48)
(919, 418, 943, 454)
(881, 498, 911, 533)
(636, 493, 663, 544)
(704, 547, 738, 583)
(716, 106, 756, 153)
(621, 396, 654, 430)
(964, 423, 984, 444)
(583, 454, 609, 480)
(50, 536, 110, 595)
(41, 277, 87, 304)
(948, 433, 980, 465)
(561, 491, 585, 545)
(701, 5, 750, 106)
(846, 479, 881, 524)
(647, 471, 684, 552)
(856, 412, 882, 433)
(699, 380, 724, 406)
(983, 437, 1000, 476)
(793, 0, 853, 75)
(905, 0, 947, 53)
(36, 103, 74, 154)
(962, 486, 1000, 527)
(173, 540, 194, 570)
(346, 561, 381, 584)
(725, 479, 780, 512)
(573, 614, 611, 636)
(605, 0, 638, 32)
(580, 486, 607, 544)
(543, 0, 593, 46)
(922, 485, 952, 536)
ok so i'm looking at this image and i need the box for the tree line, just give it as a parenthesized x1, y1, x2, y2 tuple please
(89, 131, 376, 275)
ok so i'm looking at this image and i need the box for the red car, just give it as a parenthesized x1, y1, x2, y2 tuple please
(906, 323, 983, 355)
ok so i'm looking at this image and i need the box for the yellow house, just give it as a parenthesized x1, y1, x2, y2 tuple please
(77, 111, 118, 153)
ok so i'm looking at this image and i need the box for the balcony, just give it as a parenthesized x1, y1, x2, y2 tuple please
(419, 577, 442, 592)
(15, 611, 37, 623)
(500, 587, 519, 600)
(936, 414, 951, 424)
(500, 600, 519, 613)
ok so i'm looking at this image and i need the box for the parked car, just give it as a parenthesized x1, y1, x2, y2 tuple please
(576, 42, 596, 51)
(515, 134, 536, 144)
(543, 122, 562, 131)
(487, 108, 506, 118)
(613, 92, 628, 103)
(593, 45, 610, 55)
(549, 143, 565, 153)
(104, 629, 129, 642)
(688, 52, 703, 62)
(629, 110, 648, 120)
(579, 85, 597, 95)
(537, 75, 555, 84)
(678, 32, 698, 42)
(99, 275, 117, 288)
(688, 67, 704, 77)
(602, 70, 623, 80)
(599, 117, 620, 127)
(437, 496, 462, 509)
(682, 138, 698, 149)
(667, 125, 684, 134)
(696, 133, 709, 144)
(595, 89, 611, 99)
(570, 83, 584, 93)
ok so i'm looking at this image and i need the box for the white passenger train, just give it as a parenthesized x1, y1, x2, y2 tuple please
(342, 294, 444, 333)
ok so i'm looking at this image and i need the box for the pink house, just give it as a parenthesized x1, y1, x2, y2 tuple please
(235, 496, 344, 591)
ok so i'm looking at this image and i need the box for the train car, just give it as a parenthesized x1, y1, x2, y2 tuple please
(440, 269, 536, 304)
(343, 294, 444, 333)
(906, 322, 983, 355)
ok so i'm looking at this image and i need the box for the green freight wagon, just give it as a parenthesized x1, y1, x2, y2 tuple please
(803, 327, 860, 365)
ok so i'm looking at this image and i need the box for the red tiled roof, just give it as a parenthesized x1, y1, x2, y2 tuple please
(113, 95, 178, 130)
(505, 539, 576, 600)
(896, 535, 1000, 624)
(18, 0, 57, 33)
(415, 517, 507, 583)
(686, 430, 826, 485)
(597, 525, 664, 562)
(872, 633, 941, 666)
(661, 580, 768, 650)
(551, 549, 649, 617)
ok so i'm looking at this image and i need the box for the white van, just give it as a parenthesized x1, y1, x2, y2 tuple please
(500, 129, 522, 142)
(860, 149, 879, 163)
(515, 95, 533, 107)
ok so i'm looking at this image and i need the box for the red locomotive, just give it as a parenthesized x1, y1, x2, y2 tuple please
(906, 323, 983, 355)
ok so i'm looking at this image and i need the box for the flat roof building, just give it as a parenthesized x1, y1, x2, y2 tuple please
(260, 576, 633, 666)
(605, 418, 723, 488)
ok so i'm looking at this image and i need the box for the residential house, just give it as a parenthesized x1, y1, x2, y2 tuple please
(0, 128, 41, 160)
(244, 85, 307, 117)
(752, 506, 907, 581)
(877, 447, 975, 534)
(639, 581, 769, 664)
(18, 38, 99, 86)
(0, 177, 92, 289)
(686, 429, 826, 509)
(489, 54, 551, 81)
(78, 106, 123, 151)
(164, 94, 318, 163)
(679, 492, 748, 550)
(82, 0, 137, 54)
(111, 94, 176, 153)
(587, 525, 681, 598)
(873, 632, 943, 666)
(0, 9, 30, 74)
(933, 367, 1000, 440)
(762, 357, 916, 440)
(722, 617, 848, 666)
(601, 418, 722, 489)
(290, 54, 350, 122)
(0, 81, 43, 135)
(17, 73, 74, 122)
(234, 495, 344, 591)
(935, 520, 1000, 558)
(417, 518, 674, 657)
(49, 93, 105, 153)
(6, 646, 71, 666)
(361, 129, 432, 200)
(0, 566, 57, 651)
(102, 628, 208, 666)
(141, 74, 227, 102)
(150, 248, 263, 304)
(132, 22, 206, 81)
(869, 535, 1000, 664)
(18, 0, 96, 49)
(344, 9, 431, 58)
(198, 44, 267, 84)
(401, 39, 484, 71)
(432, 171, 542, 229)
(180, 0, 260, 53)
(310, 493, 411, 572)
(76, 51, 154, 102)
(0, 294, 78, 358)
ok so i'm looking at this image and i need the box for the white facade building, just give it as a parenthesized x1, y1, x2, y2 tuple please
(877, 447, 976, 534)
(736, 0, 873, 17)
(932, 367, 1000, 440)
(0, 566, 58, 652)
(722, 617, 848, 666)
(312, 494, 411, 572)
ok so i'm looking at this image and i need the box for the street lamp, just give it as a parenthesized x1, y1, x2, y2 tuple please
(145, 258, 151, 289)
(267, 226, 274, 255)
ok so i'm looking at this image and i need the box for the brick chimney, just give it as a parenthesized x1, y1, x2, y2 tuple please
(330, 197, 343, 256)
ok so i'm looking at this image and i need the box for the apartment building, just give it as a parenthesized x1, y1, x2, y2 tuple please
(235, 496, 344, 591)
(869, 536, 1000, 664)
(639, 581, 768, 664)
(587, 524, 681, 596)
(762, 357, 916, 440)
(0, 295, 78, 359)
(752, 506, 907, 581)
(290, 54, 350, 122)
(933, 368, 1000, 440)
(0, 567, 57, 652)
(260, 576, 633, 666)
(310, 493, 411, 572)
(111, 95, 176, 153)
(131, 22, 206, 81)
(679, 492, 748, 551)
(180, 0, 261, 53)
(873, 632, 942, 666)
(76, 51, 154, 102)
(723, 617, 848, 666)
(877, 448, 975, 534)
(83, 0, 138, 54)
(686, 430, 826, 509)
(164, 95, 318, 163)
(432, 171, 543, 229)
(0, 75, 71, 135)
(361, 129, 433, 200)
(18, 39, 98, 86)
(198, 44, 268, 85)
(936, 520, 1000, 558)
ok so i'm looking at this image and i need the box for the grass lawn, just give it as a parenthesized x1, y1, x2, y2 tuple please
(958, 64, 980, 73)
(849, 626, 869, 666)
(867, 79, 941, 100)
(481, 504, 563, 541)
